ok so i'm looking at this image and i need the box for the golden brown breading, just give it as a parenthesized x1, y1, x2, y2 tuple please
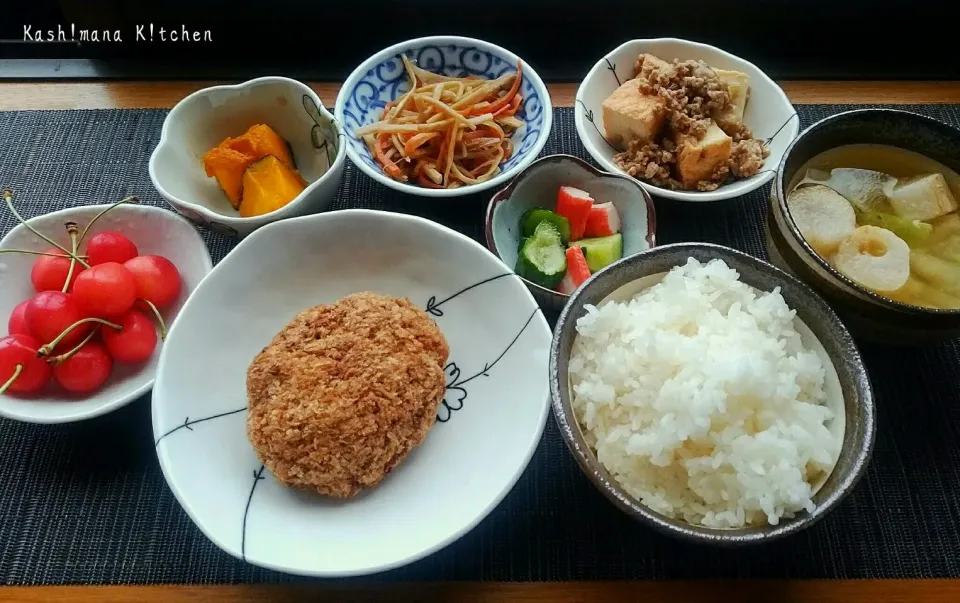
(246, 292, 449, 498)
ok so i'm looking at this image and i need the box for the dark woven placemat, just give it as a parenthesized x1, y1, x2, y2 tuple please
(0, 105, 959, 585)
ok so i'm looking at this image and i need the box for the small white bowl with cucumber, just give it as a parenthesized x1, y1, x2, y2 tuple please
(485, 154, 657, 312)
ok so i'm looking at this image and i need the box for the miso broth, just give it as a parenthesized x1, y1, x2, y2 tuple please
(787, 144, 960, 310)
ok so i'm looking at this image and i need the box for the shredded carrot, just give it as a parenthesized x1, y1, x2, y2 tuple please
(485, 62, 523, 115)
(359, 54, 524, 189)
(375, 134, 403, 179)
(495, 94, 523, 117)
(417, 172, 445, 188)
(404, 132, 439, 156)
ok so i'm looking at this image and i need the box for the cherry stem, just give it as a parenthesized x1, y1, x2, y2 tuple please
(2, 188, 86, 266)
(38, 317, 121, 356)
(0, 364, 23, 396)
(78, 195, 139, 245)
(47, 327, 100, 365)
(0, 249, 88, 259)
(139, 298, 167, 340)
(61, 222, 80, 294)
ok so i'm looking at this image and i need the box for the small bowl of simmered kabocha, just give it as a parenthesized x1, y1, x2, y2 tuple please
(486, 154, 657, 312)
(149, 77, 347, 238)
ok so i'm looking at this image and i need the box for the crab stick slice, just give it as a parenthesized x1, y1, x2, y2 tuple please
(556, 186, 594, 241)
(583, 202, 621, 238)
(556, 246, 592, 294)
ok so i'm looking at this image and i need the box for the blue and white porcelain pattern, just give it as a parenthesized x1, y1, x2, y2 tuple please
(335, 36, 552, 197)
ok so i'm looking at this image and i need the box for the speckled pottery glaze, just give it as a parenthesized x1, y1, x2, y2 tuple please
(768, 109, 960, 343)
(550, 242, 876, 545)
(485, 154, 656, 312)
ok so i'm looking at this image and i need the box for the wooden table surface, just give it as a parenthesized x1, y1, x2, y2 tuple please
(1, 79, 958, 602)
(3, 80, 960, 111)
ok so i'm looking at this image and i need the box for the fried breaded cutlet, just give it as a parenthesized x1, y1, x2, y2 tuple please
(246, 292, 449, 498)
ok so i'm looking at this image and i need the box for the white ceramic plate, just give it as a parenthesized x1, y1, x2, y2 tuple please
(0, 203, 212, 424)
(575, 38, 800, 202)
(152, 209, 552, 577)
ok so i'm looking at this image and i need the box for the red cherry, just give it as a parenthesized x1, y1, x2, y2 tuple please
(30, 247, 85, 292)
(124, 255, 181, 309)
(23, 291, 91, 349)
(102, 310, 157, 364)
(0, 334, 52, 395)
(7, 300, 31, 337)
(52, 340, 112, 394)
(72, 262, 137, 318)
(85, 231, 139, 266)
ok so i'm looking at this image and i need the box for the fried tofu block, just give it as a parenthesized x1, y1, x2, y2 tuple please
(635, 53, 674, 79)
(676, 121, 732, 188)
(601, 79, 667, 148)
(889, 173, 959, 221)
(713, 68, 751, 131)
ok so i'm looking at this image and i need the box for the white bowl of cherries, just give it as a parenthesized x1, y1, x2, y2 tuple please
(0, 189, 212, 424)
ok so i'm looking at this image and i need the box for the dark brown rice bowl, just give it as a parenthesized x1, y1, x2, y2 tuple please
(550, 242, 876, 545)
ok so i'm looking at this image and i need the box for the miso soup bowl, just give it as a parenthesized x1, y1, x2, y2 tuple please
(767, 109, 960, 343)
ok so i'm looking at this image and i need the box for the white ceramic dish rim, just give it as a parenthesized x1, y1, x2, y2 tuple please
(148, 76, 347, 226)
(152, 208, 552, 577)
(0, 203, 213, 424)
(334, 35, 554, 199)
(575, 37, 799, 203)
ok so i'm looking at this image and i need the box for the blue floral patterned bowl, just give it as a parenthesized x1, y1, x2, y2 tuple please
(335, 36, 553, 198)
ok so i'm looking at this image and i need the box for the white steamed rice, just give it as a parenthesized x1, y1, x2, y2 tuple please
(569, 258, 841, 529)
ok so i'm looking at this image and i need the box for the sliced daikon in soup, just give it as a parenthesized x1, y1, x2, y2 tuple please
(797, 167, 897, 212)
(786, 184, 856, 256)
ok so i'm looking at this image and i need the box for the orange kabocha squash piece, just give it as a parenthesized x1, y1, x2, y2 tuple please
(226, 124, 296, 170)
(202, 124, 297, 209)
(202, 146, 252, 208)
(239, 155, 308, 218)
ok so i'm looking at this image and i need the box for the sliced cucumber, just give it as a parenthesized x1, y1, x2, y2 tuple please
(572, 233, 623, 272)
(520, 207, 571, 244)
(515, 221, 567, 288)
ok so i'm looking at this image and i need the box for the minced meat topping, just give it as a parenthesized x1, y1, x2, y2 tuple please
(613, 56, 769, 191)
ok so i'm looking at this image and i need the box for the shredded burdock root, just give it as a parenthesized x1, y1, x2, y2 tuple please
(613, 57, 770, 191)
(357, 55, 524, 189)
